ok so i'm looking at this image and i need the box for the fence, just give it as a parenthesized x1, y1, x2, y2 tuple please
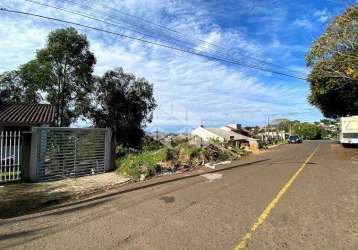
(29, 127, 111, 182)
(0, 131, 21, 182)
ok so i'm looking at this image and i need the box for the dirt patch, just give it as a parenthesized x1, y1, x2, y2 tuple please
(0, 172, 130, 218)
(331, 143, 358, 160)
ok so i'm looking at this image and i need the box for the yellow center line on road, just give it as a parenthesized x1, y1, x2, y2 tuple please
(234, 145, 320, 250)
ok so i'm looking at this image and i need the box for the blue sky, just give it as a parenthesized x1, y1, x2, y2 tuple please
(0, 0, 354, 132)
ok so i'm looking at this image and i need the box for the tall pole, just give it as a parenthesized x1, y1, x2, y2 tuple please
(185, 109, 188, 139)
(267, 115, 270, 142)
(264, 116, 267, 143)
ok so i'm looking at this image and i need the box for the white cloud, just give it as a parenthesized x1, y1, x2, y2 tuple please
(313, 8, 332, 23)
(195, 30, 221, 52)
(0, 0, 322, 131)
(294, 18, 315, 30)
(289, 66, 310, 75)
(293, 8, 332, 31)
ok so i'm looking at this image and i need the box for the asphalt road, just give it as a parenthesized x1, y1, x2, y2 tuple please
(0, 141, 357, 249)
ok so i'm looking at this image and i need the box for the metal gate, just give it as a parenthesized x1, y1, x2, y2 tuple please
(0, 131, 21, 182)
(30, 127, 111, 181)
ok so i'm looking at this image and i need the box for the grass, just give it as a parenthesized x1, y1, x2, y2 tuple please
(116, 147, 169, 179)
(0, 182, 54, 218)
(115, 144, 204, 179)
(0, 171, 21, 183)
(116, 140, 251, 179)
(0, 171, 21, 177)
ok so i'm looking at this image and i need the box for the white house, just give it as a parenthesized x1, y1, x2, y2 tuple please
(191, 126, 258, 150)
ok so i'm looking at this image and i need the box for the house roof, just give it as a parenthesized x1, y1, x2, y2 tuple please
(0, 103, 56, 126)
(222, 125, 252, 136)
(204, 128, 255, 141)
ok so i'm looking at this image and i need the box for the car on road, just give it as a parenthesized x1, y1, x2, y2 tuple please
(288, 135, 302, 144)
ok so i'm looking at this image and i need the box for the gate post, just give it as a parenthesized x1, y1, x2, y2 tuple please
(29, 128, 40, 182)
(104, 128, 112, 171)
(20, 131, 32, 181)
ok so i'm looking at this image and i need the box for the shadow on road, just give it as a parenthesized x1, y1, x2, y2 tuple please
(0, 226, 53, 241)
(0, 225, 56, 249)
(0, 158, 271, 248)
(1, 158, 270, 223)
(159, 196, 175, 203)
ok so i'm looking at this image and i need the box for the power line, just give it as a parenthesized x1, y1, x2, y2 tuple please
(61, 0, 227, 51)
(25, 0, 274, 72)
(61, 0, 226, 57)
(28, 0, 266, 69)
(28, 0, 308, 79)
(59, 0, 306, 75)
(23, 0, 211, 54)
(0, 7, 307, 80)
(1, 7, 307, 80)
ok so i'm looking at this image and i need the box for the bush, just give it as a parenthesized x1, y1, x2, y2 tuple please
(293, 123, 322, 140)
(202, 144, 240, 162)
(170, 137, 188, 147)
(174, 144, 204, 166)
(116, 140, 250, 179)
(116, 147, 168, 179)
(141, 136, 163, 151)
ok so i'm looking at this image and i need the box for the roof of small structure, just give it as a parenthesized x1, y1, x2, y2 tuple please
(203, 127, 255, 141)
(0, 103, 55, 126)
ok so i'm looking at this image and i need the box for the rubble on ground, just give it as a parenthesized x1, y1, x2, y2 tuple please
(116, 141, 250, 180)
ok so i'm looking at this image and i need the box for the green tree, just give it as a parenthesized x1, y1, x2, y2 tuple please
(306, 5, 358, 118)
(36, 27, 96, 126)
(320, 118, 336, 125)
(0, 65, 41, 103)
(0, 28, 96, 126)
(91, 68, 157, 149)
(293, 123, 322, 140)
(276, 120, 291, 132)
(0, 70, 23, 103)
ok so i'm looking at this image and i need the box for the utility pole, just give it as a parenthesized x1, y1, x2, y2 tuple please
(185, 109, 188, 140)
(267, 115, 270, 142)
(277, 122, 280, 141)
(264, 116, 267, 143)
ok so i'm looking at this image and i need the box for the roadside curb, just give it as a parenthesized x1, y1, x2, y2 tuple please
(3, 157, 270, 219)
(44, 158, 270, 210)
(0, 178, 133, 219)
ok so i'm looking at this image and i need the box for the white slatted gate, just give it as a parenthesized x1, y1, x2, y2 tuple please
(0, 131, 21, 182)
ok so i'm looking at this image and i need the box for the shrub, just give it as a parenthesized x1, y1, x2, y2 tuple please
(116, 141, 250, 179)
(116, 147, 168, 179)
(141, 136, 163, 151)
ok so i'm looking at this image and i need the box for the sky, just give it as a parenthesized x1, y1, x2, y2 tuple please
(0, 0, 354, 132)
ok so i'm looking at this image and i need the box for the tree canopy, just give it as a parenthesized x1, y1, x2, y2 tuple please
(0, 27, 157, 150)
(306, 5, 358, 118)
(91, 68, 157, 148)
(0, 62, 42, 103)
(36, 27, 96, 126)
(293, 122, 323, 140)
(0, 27, 96, 126)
